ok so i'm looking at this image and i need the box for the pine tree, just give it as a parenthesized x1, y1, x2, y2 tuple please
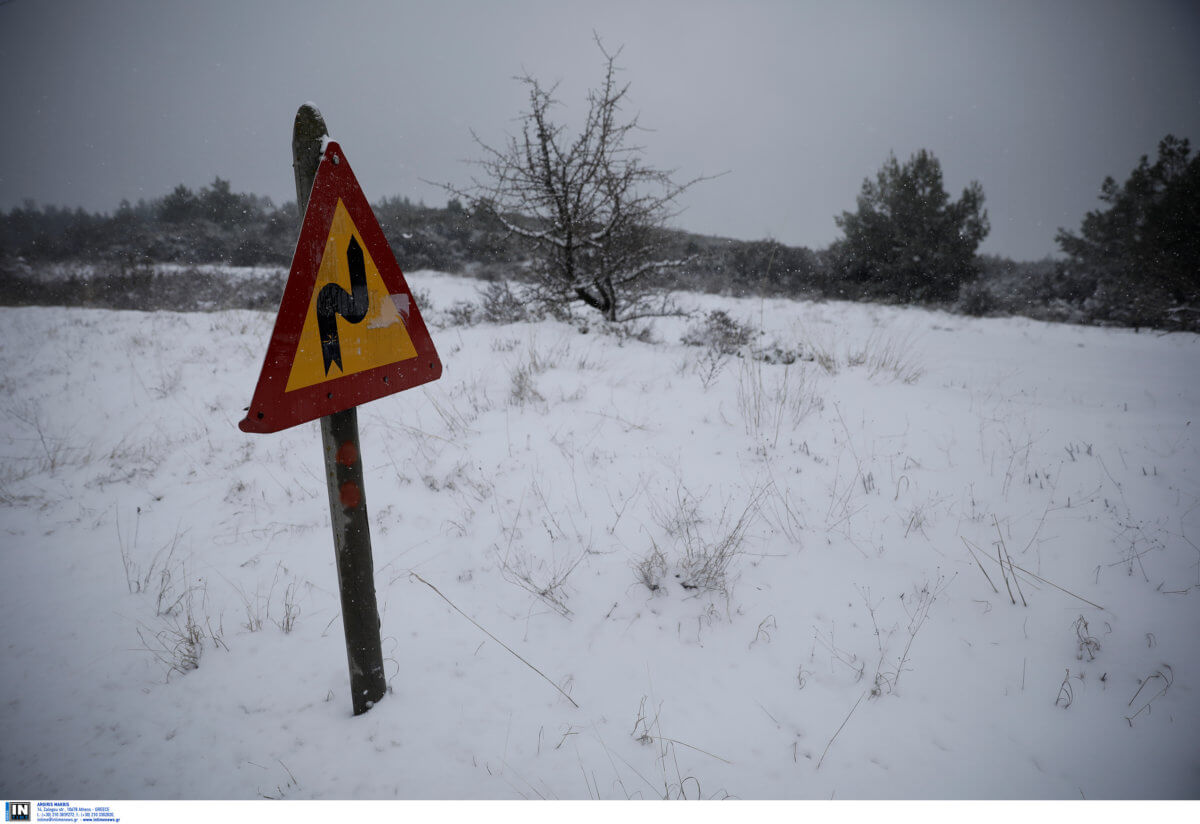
(833, 150, 988, 303)
(1056, 135, 1199, 316)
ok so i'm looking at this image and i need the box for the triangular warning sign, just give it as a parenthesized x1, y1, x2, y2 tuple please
(239, 141, 441, 433)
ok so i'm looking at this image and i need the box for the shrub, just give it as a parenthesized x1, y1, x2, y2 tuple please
(681, 309, 755, 354)
(479, 280, 533, 324)
(956, 278, 996, 317)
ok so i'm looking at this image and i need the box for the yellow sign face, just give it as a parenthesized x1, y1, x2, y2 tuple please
(285, 200, 418, 392)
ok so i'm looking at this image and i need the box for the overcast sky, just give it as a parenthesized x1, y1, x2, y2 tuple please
(1, 0, 1197, 261)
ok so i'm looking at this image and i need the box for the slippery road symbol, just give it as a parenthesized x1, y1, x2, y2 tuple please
(317, 236, 370, 374)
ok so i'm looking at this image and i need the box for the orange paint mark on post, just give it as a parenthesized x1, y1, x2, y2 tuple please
(339, 481, 361, 509)
(336, 441, 359, 467)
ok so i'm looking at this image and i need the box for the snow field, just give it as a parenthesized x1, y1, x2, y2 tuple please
(1, 270, 1198, 799)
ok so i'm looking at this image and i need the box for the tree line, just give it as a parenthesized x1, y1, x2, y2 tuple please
(0, 180, 517, 272)
(1, 47, 1196, 331)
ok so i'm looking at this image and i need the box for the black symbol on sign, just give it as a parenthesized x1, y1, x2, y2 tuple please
(317, 236, 370, 374)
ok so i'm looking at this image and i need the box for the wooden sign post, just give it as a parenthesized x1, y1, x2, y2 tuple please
(240, 103, 442, 715)
(297, 105, 386, 716)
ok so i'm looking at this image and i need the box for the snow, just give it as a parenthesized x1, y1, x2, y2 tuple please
(8, 261, 285, 283)
(1, 270, 1198, 801)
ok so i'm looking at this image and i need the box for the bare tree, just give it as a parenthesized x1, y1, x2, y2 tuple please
(453, 40, 706, 322)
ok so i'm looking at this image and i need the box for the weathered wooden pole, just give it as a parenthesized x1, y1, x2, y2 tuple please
(293, 103, 387, 716)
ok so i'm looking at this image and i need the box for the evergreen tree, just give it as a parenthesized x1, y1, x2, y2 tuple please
(159, 184, 199, 224)
(833, 149, 988, 302)
(1056, 135, 1199, 312)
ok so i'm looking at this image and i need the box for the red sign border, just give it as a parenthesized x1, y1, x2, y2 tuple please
(239, 141, 441, 433)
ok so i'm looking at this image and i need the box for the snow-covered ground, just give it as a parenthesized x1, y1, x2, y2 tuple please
(1, 270, 1197, 800)
(8, 261, 286, 283)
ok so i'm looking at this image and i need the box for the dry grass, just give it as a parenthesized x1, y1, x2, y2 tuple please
(650, 483, 765, 596)
(737, 360, 821, 450)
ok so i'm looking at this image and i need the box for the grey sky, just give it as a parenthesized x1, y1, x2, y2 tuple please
(1, 0, 1197, 261)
